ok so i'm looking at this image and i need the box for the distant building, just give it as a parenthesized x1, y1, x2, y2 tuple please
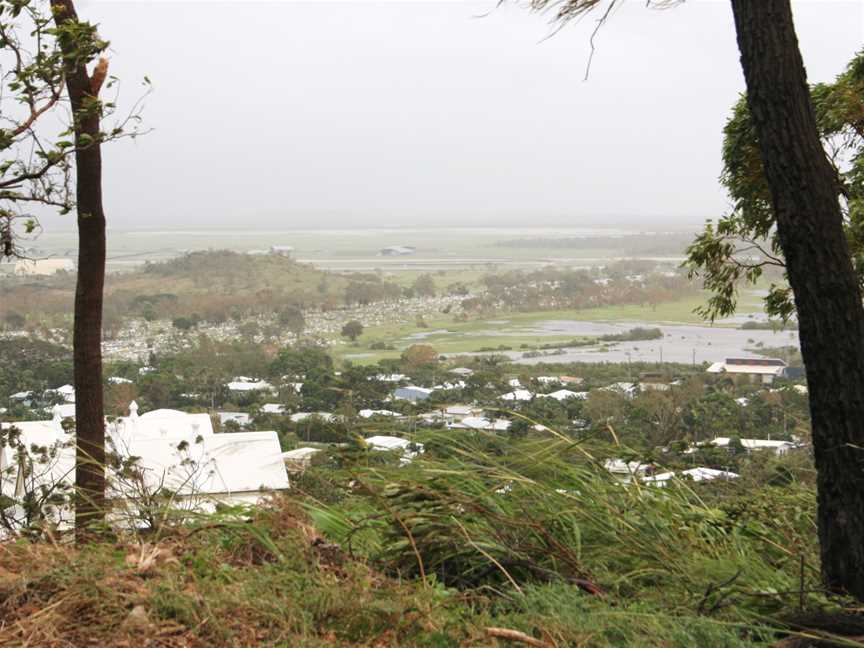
(393, 386, 433, 402)
(270, 245, 294, 257)
(379, 246, 416, 257)
(12, 258, 75, 276)
(281, 447, 321, 474)
(710, 437, 798, 455)
(540, 389, 587, 401)
(706, 357, 787, 385)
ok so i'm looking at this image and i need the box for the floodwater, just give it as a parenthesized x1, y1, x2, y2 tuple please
(486, 320, 800, 366)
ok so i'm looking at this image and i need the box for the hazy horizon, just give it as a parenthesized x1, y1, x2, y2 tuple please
(32, 0, 864, 232)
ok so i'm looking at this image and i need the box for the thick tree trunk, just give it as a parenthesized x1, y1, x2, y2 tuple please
(51, 0, 107, 540)
(730, 0, 864, 598)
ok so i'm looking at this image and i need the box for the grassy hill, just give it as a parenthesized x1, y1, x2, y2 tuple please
(0, 251, 388, 326)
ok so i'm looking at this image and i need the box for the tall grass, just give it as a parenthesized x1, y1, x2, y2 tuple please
(300, 429, 854, 645)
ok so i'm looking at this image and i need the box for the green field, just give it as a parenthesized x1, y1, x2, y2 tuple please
(331, 289, 768, 364)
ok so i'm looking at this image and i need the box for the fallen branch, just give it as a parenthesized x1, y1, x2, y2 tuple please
(485, 627, 553, 647)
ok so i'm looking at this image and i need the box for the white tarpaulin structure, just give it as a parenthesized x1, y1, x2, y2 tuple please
(0, 403, 289, 531)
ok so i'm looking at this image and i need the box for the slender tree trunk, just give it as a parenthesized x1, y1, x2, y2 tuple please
(51, 0, 107, 540)
(730, 0, 864, 599)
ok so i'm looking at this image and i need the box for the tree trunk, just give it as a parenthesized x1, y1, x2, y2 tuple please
(51, 0, 107, 540)
(730, 0, 864, 598)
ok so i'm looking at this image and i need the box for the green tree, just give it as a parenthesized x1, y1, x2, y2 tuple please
(278, 305, 306, 336)
(412, 274, 436, 298)
(341, 320, 364, 342)
(270, 345, 333, 380)
(0, 0, 145, 538)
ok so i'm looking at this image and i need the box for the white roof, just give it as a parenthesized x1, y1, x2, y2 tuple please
(365, 436, 424, 463)
(112, 409, 215, 440)
(44, 403, 76, 419)
(9, 391, 33, 401)
(681, 467, 739, 481)
(108, 431, 289, 496)
(290, 412, 337, 423)
(444, 404, 478, 416)
(451, 416, 511, 431)
(261, 403, 286, 414)
(507, 378, 522, 388)
(500, 389, 533, 402)
(108, 377, 133, 385)
(358, 409, 400, 418)
(139, 408, 188, 419)
(605, 382, 636, 394)
(604, 459, 651, 475)
(281, 447, 321, 460)
(711, 437, 795, 450)
(218, 412, 250, 425)
(541, 389, 585, 401)
(450, 367, 474, 376)
(433, 381, 466, 390)
(706, 360, 785, 376)
(375, 373, 406, 383)
(365, 435, 411, 450)
(642, 471, 676, 485)
(226, 379, 274, 392)
(2, 416, 289, 520)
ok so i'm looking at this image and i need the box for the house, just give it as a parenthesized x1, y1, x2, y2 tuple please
(710, 437, 797, 455)
(226, 377, 275, 393)
(433, 380, 466, 391)
(681, 467, 739, 482)
(642, 467, 739, 486)
(536, 375, 583, 386)
(364, 435, 423, 463)
(449, 416, 511, 432)
(281, 447, 321, 473)
(108, 376, 134, 385)
(540, 389, 586, 401)
(290, 412, 338, 423)
(379, 246, 416, 257)
(45, 384, 75, 403)
(706, 357, 787, 385)
(602, 382, 638, 397)
(358, 409, 402, 419)
(500, 389, 533, 402)
(440, 404, 484, 422)
(218, 411, 251, 427)
(375, 373, 407, 383)
(393, 386, 433, 402)
(261, 403, 287, 415)
(450, 367, 474, 377)
(269, 245, 294, 257)
(8, 391, 34, 405)
(604, 458, 652, 482)
(638, 372, 671, 392)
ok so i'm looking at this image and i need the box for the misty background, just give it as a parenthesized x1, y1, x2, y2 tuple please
(41, 0, 864, 232)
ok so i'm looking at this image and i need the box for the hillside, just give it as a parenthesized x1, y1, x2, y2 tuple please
(0, 251, 403, 326)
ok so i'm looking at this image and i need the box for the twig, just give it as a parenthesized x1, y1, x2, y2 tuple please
(485, 627, 553, 647)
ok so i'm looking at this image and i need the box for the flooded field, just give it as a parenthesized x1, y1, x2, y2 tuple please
(475, 320, 800, 366)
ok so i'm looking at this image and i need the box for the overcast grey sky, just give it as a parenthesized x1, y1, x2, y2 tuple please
(43, 0, 864, 231)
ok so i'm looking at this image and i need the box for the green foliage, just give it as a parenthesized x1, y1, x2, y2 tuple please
(685, 49, 864, 320)
(0, 338, 71, 400)
(340, 319, 364, 342)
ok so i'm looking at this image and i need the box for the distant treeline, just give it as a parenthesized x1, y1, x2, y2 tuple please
(461, 267, 695, 314)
